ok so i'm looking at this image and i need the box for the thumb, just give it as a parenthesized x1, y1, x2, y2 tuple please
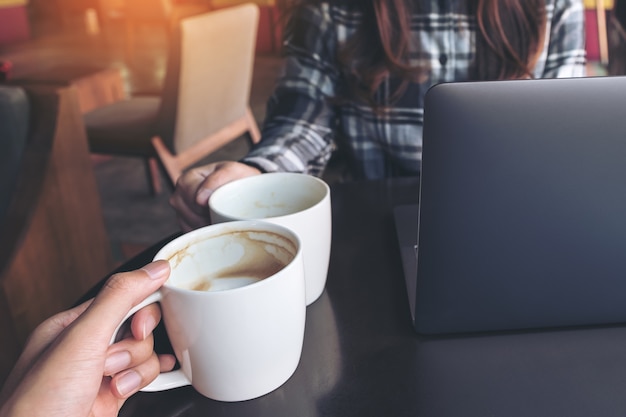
(77, 260, 171, 344)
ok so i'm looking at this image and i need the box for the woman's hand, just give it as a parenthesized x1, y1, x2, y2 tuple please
(170, 161, 261, 232)
(0, 260, 176, 417)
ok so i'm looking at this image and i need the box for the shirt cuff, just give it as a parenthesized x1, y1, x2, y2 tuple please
(239, 157, 281, 174)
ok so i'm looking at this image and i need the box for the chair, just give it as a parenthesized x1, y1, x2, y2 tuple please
(121, 0, 212, 59)
(596, 0, 610, 65)
(583, 0, 613, 65)
(210, 0, 279, 53)
(84, 4, 261, 194)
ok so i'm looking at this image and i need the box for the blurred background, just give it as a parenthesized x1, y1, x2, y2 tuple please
(1, 0, 286, 264)
(1, 0, 623, 263)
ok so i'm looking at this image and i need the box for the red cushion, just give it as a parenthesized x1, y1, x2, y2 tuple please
(0, 6, 29, 45)
(585, 9, 603, 61)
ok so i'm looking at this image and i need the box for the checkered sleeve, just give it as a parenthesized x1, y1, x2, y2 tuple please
(539, 0, 587, 78)
(241, 4, 338, 177)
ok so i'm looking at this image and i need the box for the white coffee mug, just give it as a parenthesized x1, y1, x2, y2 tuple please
(113, 220, 306, 402)
(209, 173, 331, 305)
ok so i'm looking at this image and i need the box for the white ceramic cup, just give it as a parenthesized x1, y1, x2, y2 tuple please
(209, 173, 331, 305)
(113, 220, 306, 402)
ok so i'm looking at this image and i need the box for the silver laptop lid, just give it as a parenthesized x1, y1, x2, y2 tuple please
(415, 76, 626, 334)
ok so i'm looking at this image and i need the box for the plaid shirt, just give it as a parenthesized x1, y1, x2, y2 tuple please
(242, 0, 587, 180)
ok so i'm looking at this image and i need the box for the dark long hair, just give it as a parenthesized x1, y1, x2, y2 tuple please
(472, 0, 546, 80)
(281, 0, 546, 106)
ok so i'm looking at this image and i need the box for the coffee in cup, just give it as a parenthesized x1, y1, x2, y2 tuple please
(171, 229, 295, 292)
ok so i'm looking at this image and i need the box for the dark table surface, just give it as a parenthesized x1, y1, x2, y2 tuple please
(109, 177, 626, 417)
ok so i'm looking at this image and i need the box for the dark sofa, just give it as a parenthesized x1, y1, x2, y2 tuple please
(0, 84, 114, 384)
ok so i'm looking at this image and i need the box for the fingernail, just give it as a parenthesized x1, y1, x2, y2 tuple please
(104, 351, 131, 375)
(142, 315, 157, 340)
(197, 188, 213, 205)
(141, 261, 170, 280)
(116, 370, 142, 397)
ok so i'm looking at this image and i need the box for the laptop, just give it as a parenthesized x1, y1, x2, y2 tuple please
(395, 76, 626, 335)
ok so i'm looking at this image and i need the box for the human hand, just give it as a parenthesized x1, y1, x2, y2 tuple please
(0, 260, 176, 417)
(169, 161, 261, 232)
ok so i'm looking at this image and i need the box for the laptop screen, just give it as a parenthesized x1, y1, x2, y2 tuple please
(410, 76, 626, 334)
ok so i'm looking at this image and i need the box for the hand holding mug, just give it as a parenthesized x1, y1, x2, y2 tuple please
(169, 161, 261, 232)
(0, 262, 175, 417)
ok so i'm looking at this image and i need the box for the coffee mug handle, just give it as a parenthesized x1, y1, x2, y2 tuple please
(109, 291, 192, 392)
